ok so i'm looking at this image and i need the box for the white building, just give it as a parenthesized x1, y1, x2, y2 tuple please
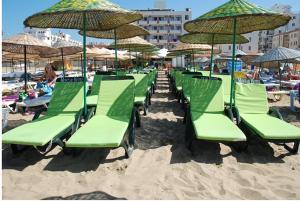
(136, 0, 192, 49)
(272, 11, 300, 49)
(24, 27, 82, 46)
(217, 31, 260, 55)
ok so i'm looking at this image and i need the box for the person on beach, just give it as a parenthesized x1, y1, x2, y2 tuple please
(44, 63, 57, 87)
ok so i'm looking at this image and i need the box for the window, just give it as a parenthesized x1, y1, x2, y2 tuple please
(292, 23, 295, 27)
(154, 17, 157, 21)
(185, 15, 189, 20)
(229, 45, 231, 50)
(176, 16, 181, 21)
(293, 16, 296, 19)
(176, 26, 181, 30)
(248, 46, 251, 51)
(154, 26, 157, 30)
(159, 36, 163, 40)
(249, 37, 252, 42)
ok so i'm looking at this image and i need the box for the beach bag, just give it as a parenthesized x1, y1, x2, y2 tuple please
(36, 82, 53, 95)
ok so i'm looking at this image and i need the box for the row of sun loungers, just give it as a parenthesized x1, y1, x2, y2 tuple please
(2, 69, 158, 158)
(169, 69, 300, 154)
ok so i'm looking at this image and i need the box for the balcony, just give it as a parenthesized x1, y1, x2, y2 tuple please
(169, 30, 182, 34)
(148, 20, 158, 25)
(149, 30, 159, 34)
(157, 20, 168, 24)
(157, 30, 169, 34)
(149, 39, 159, 44)
(170, 21, 182, 25)
(138, 21, 148, 25)
(158, 39, 168, 44)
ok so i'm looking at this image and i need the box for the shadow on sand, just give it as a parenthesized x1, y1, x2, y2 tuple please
(43, 191, 126, 200)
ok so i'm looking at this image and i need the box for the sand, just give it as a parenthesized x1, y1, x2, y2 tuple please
(2, 71, 300, 200)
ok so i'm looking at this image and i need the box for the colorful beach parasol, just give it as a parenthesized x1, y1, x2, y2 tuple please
(184, 0, 291, 108)
(24, 0, 142, 116)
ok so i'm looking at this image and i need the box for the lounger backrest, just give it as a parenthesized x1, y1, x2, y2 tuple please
(96, 76, 135, 122)
(46, 82, 83, 116)
(190, 78, 224, 114)
(175, 71, 183, 88)
(199, 71, 210, 76)
(235, 83, 269, 114)
(214, 75, 231, 98)
(132, 74, 149, 97)
(90, 75, 102, 96)
(182, 72, 203, 97)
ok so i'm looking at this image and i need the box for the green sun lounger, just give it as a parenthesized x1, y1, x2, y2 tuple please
(66, 76, 136, 158)
(130, 73, 151, 116)
(214, 75, 231, 105)
(182, 72, 203, 104)
(2, 82, 84, 154)
(235, 83, 300, 154)
(185, 77, 246, 150)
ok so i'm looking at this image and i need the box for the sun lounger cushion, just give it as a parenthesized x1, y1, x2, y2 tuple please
(66, 78, 135, 148)
(191, 79, 224, 113)
(2, 82, 83, 146)
(131, 74, 149, 103)
(87, 75, 102, 106)
(193, 113, 246, 141)
(235, 83, 269, 114)
(215, 75, 231, 104)
(240, 114, 300, 140)
(190, 78, 245, 142)
(235, 83, 300, 140)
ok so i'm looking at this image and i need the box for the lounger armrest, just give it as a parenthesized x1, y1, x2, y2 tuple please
(232, 106, 241, 125)
(269, 107, 283, 120)
(32, 107, 48, 121)
(224, 107, 234, 122)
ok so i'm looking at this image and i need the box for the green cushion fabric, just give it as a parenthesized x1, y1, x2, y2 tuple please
(190, 79, 224, 113)
(215, 75, 231, 104)
(192, 113, 246, 141)
(190, 79, 245, 142)
(66, 78, 135, 148)
(46, 82, 83, 116)
(235, 83, 300, 140)
(235, 83, 269, 114)
(66, 115, 128, 148)
(90, 75, 102, 96)
(135, 96, 146, 104)
(2, 82, 83, 146)
(241, 114, 300, 140)
(199, 71, 210, 76)
(175, 71, 183, 89)
(3, 115, 76, 146)
(131, 74, 149, 97)
(87, 95, 98, 106)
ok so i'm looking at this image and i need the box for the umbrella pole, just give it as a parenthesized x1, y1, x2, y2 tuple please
(24, 46, 27, 93)
(209, 34, 215, 78)
(61, 48, 65, 79)
(229, 17, 237, 109)
(82, 13, 87, 116)
(192, 50, 195, 72)
(279, 61, 282, 90)
(136, 52, 138, 70)
(114, 29, 118, 73)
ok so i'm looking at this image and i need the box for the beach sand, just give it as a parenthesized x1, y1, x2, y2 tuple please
(2, 71, 300, 200)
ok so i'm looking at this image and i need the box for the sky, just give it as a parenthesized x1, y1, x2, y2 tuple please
(3, 0, 300, 44)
